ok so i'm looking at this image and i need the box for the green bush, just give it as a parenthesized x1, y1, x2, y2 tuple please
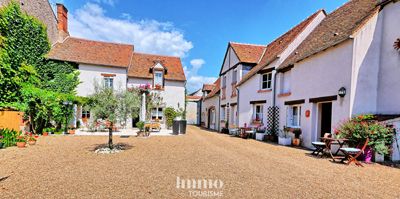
(336, 114, 394, 155)
(0, 128, 21, 147)
(136, 121, 145, 132)
(164, 107, 177, 128)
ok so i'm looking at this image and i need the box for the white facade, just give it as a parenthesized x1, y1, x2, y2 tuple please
(202, 95, 220, 131)
(77, 64, 127, 97)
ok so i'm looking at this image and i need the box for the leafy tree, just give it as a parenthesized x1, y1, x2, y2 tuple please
(88, 84, 140, 149)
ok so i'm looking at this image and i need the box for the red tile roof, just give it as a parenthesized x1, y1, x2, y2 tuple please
(202, 84, 215, 92)
(230, 42, 266, 64)
(47, 37, 133, 68)
(236, 9, 325, 86)
(280, 0, 379, 69)
(128, 53, 186, 81)
(205, 78, 221, 99)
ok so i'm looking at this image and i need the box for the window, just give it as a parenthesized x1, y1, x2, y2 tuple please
(232, 70, 237, 84)
(104, 77, 113, 89)
(287, 105, 301, 127)
(151, 107, 163, 121)
(222, 76, 227, 88)
(261, 73, 272, 90)
(82, 110, 90, 119)
(221, 107, 225, 121)
(242, 65, 252, 76)
(280, 71, 291, 94)
(154, 71, 163, 87)
(254, 105, 263, 121)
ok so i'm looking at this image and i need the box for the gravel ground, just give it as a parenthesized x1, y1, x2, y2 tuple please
(1, 125, 399, 199)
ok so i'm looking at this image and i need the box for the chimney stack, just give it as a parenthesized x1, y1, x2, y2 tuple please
(56, 3, 69, 41)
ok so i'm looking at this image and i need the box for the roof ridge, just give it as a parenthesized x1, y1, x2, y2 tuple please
(229, 41, 266, 47)
(265, 9, 325, 48)
(68, 37, 134, 47)
(133, 52, 181, 59)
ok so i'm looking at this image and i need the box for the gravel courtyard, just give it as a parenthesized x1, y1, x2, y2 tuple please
(1, 125, 399, 199)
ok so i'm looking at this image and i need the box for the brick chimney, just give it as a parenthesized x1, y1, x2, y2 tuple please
(56, 3, 69, 41)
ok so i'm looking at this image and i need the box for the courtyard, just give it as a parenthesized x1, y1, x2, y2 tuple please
(1, 125, 400, 198)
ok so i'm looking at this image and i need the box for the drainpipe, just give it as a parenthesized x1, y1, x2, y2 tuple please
(236, 87, 240, 127)
(272, 69, 277, 107)
(218, 93, 221, 132)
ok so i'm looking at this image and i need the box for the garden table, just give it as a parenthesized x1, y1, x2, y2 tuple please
(321, 137, 348, 161)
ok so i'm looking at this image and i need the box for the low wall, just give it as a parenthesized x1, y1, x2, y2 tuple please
(0, 110, 24, 131)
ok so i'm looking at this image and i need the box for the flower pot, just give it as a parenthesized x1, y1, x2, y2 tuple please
(292, 138, 301, 146)
(278, 137, 292, 146)
(17, 142, 26, 148)
(43, 132, 49, 136)
(28, 140, 36, 145)
(68, 130, 75, 135)
(374, 152, 384, 162)
(256, 133, 264, 141)
(34, 135, 39, 139)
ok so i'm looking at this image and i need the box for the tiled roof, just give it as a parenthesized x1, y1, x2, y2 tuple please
(128, 53, 186, 81)
(236, 9, 325, 86)
(202, 84, 215, 92)
(230, 42, 266, 64)
(47, 37, 133, 68)
(280, 0, 379, 69)
(205, 78, 221, 99)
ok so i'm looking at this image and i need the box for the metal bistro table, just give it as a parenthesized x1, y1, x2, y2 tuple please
(321, 137, 349, 161)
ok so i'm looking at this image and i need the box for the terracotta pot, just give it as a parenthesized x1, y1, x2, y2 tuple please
(34, 135, 39, 139)
(43, 132, 49, 136)
(17, 142, 26, 148)
(28, 140, 36, 145)
(293, 138, 301, 146)
(68, 130, 75, 135)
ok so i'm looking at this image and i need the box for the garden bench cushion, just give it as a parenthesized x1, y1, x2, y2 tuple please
(312, 141, 326, 146)
(340, 148, 361, 154)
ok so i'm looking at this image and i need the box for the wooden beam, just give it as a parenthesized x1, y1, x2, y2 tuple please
(250, 100, 266, 104)
(309, 95, 338, 103)
(284, 99, 305, 105)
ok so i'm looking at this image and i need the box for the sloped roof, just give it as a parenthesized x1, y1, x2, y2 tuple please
(128, 53, 186, 81)
(280, 0, 379, 69)
(230, 42, 266, 64)
(202, 84, 215, 92)
(47, 37, 133, 68)
(236, 9, 325, 86)
(205, 78, 221, 99)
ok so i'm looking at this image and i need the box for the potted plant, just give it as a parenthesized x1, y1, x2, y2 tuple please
(256, 127, 265, 141)
(42, 128, 49, 136)
(292, 128, 302, 146)
(136, 121, 146, 137)
(278, 127, 292, 146)
(16, 136, 27, 148)
(68, 128, 76, 135)
(28, 136, 37, 145)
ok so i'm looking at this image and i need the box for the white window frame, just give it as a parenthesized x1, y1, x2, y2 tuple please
(151, 107, 163, 121)
(104, 77, 114, 89)
(287, 105, 301, 128)
(253, 104, 263, 122)
(261, 72, 272, 90)
(232, 69, 237, 84)
(154, 71, 163, 87)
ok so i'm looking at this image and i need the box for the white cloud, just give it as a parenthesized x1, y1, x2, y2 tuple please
(184, 59, 217, 92)
(93, 0, 117, 6)
(69, 3, 193, 57)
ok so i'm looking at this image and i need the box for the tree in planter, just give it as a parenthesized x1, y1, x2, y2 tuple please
(88, 84, 140, 149)
(164, 107, 177, 129)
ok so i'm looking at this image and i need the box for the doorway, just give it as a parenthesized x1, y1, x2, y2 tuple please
(132, 116, 140, 128)
(208, 108, 215, 129)
(320, 102, 332, 137)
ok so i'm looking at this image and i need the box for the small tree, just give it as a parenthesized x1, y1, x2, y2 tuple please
(88, 83, 140, 149)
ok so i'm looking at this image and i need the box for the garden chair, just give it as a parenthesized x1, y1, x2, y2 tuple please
(339, 138, 369, 167)
(311, 133, 331, 157)
(228, 125, 239, 136)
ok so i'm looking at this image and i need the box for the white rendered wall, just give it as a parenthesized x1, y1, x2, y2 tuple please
(77, 64, 127, 97)
(202, 96, 220, 131)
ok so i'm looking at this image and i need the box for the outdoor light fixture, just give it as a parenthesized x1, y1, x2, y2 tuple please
(338, 87, 346, 97)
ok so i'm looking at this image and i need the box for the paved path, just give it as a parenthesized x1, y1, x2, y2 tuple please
(0, 125, 399, 198)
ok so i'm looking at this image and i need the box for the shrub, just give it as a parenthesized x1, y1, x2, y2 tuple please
(164, 107, 177, 129)
(136, 121, 145, 132)
(336, 114, 394, 155)
(0, 128, 21, 147)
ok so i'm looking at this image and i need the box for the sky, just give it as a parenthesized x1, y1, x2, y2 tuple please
(49, 0, 348, 92)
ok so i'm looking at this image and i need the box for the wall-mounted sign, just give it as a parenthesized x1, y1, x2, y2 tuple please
(305, 110, 310, 118)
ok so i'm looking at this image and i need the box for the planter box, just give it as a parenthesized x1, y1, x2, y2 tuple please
(278, 137, 292, 146)
(374, 152, 384, 162)
(256, 133, 264, 141)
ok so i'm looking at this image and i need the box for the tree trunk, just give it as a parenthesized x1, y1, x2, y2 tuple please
(108, 124, 113, 149)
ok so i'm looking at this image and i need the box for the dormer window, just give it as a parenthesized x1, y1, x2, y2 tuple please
(154, 70, 163, 88)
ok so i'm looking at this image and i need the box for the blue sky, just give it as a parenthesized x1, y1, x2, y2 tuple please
(50, 0, 347, 92)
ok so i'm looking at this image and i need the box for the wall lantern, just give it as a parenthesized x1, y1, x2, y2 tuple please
(338, 87, 346, 98)
(394, 38, 400, 52)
